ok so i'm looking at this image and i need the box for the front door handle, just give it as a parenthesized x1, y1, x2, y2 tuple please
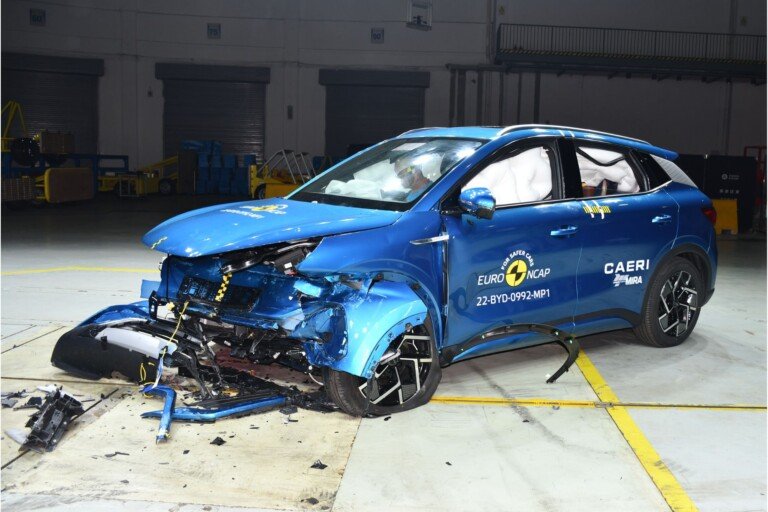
(652, 214, 672, 224)
(550, 225, 578, 237)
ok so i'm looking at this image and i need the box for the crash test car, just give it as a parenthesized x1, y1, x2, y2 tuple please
(52, 125, 717, 416)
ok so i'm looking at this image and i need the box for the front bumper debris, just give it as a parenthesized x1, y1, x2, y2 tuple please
(22, 388, 84, 453)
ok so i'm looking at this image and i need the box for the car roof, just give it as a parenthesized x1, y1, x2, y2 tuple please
(397, 124, 678, 160)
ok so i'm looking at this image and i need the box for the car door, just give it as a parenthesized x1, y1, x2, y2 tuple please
(561, 140, 678, 333)
(440, 138, 585, 361)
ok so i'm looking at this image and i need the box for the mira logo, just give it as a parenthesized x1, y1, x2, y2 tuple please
(604, 259, 650, 287)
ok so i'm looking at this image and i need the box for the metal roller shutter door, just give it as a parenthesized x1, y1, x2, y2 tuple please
(162, 80, 266, 160)
(1, 69, 98, 153)
(325, 85, 425, 158)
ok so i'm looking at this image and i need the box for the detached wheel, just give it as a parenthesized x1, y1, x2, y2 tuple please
(635, 257, 702, 347)
(323, 320, 441, 416)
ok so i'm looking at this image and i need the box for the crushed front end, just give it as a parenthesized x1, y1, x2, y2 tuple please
(51, 237, 428, 401)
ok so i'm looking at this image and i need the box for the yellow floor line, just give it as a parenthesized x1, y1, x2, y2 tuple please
(575, 351, 699, 512)
(1, 266, 156, 276)
(430, 395, 766, 412)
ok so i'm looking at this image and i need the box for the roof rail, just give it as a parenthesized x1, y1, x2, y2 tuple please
(498, 124, 650, 145)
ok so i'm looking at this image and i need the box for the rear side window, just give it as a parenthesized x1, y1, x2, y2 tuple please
(649, 154, 695, 188)
(635, 152, 673, 189)
(575, 145, 647, 197)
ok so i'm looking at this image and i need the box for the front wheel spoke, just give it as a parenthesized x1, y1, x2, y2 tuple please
(400, 357, 429, 392)
(400, 357, 432, 366)
(357, 325, 433, 406)
(371, 371, 402, 405)
(660, 296, 672, 313)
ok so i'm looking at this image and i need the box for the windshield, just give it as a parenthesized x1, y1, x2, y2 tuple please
(290, 138, 483, 210)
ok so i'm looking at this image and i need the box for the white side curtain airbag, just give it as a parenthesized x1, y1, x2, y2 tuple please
(463, 147, 552, 206)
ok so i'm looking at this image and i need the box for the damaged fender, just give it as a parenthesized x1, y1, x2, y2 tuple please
(300, 280, 428, 379)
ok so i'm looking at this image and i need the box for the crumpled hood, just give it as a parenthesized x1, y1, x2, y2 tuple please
(142, 198, 401, 257)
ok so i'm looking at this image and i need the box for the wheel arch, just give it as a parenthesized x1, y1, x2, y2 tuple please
(646, 243, 713, 310)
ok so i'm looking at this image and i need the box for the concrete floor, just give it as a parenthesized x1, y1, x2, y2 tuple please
(1, 196, 765, 512)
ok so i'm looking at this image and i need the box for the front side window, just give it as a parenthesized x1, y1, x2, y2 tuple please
(291, 138, 483, 210)
(576, 145, 642, 197)
(462, 145, 554, 206)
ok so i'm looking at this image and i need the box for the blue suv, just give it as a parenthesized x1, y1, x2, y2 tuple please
(52, 125, 717, 416)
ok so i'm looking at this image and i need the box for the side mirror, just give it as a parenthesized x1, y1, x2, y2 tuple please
(458, 187, 496, 220)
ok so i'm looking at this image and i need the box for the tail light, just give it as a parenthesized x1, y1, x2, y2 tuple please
(702, 206, 717, 225)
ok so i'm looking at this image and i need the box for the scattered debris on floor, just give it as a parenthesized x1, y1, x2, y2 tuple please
(135, 353, 337, 443)
(310, 459, 328, 470)
(2, 397, 19, 408)
(1, 389, 28, 400)
(210, 436, 226, 446)
(4, 428, 28, 446)
(1, 389, 27, 408)
(303, 497, 320, 505)
(22, 388, 84, 453)
(104, 451, 130, 458)
(141, 384, 176, 443)
(15, 396, 43, 410)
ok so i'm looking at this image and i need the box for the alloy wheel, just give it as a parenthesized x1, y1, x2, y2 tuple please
(657, 270, 698, 337)
(358, 325, 433, 407)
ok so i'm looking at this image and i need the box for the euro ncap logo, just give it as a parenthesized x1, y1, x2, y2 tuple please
(505, 259, 528, 287)
(241, 204, 288, 213)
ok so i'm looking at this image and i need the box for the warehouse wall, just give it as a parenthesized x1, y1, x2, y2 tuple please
(2, 0, 765, 167)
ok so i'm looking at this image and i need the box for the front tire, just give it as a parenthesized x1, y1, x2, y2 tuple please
(635, 256, 702, 347)
(323, 320, 441, 416)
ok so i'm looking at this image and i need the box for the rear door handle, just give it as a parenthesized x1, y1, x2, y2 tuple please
(550, 225, 578, 237)
(652, 214, 672, 224)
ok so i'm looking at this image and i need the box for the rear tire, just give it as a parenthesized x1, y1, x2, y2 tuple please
(634, 256, 702, 347)
(323, 319, 441, 416)
(255, 185, 266, 200)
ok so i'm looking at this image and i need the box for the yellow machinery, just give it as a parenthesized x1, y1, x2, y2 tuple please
(1, 100, 28, 152)
(98, 155, 179, 197)
(35, 167, 94, 203)
(712, 198, 738, 235)
(250, 149, 316, 199)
